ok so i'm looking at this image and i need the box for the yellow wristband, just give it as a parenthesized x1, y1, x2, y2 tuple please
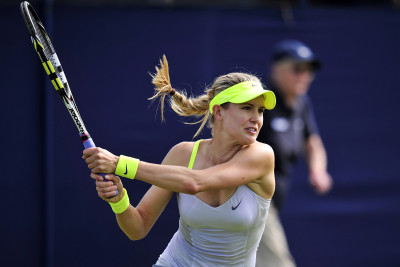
(109, 188, 130, 214)
(115, 155, 140, 179)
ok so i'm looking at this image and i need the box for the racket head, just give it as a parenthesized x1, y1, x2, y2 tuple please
(20, 2, 55, 55)
(20, 1, 70, 96)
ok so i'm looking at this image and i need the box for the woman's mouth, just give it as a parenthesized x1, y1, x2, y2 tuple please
(246, 127, 257, 134)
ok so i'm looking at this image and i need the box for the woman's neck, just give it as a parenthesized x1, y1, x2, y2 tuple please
(205, 136, 244, 165)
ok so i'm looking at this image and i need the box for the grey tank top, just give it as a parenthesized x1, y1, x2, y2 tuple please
(155, 140, 271, 267)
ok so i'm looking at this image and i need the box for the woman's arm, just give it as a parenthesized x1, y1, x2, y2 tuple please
(85, 141, 274, 198)
(136, 142, 274, 198)
(115, 184, 174, 240)
(90, 145, 189, 240)
(95, 173, 173, 240)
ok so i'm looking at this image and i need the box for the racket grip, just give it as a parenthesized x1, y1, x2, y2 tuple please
(83, 137, 96, 150)
(83, 136, 118, 198)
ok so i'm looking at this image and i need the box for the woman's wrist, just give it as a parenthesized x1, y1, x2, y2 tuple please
(115, 155, 140, 179)
(113, 154, 120, 173)
(109, 188, 130, 214)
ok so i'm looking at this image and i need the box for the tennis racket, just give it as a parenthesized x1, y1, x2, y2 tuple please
(20, 1, 117, 195)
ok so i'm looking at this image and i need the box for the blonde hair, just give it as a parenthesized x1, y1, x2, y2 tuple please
(149, 55, 262, 137)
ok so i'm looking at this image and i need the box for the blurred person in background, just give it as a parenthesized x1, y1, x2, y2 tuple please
(256, 39, 333, 267)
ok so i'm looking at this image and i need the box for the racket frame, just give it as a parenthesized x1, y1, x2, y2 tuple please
(20, 1, 95, 148)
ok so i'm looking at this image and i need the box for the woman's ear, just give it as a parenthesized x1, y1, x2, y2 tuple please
(212, 105, 224, 121)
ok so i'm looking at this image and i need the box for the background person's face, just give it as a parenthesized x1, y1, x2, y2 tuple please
(272, 60, 315, 98)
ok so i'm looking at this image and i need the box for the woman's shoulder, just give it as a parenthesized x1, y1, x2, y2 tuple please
(244, 141, 274, 158)
(163, 140, 202, 166)
(235, 141, 275, 171)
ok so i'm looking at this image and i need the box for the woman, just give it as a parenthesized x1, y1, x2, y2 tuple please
(83, 55, 276, 266)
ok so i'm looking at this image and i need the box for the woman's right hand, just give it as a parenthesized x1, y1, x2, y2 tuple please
(91, 173, 125, 203)
(83, 147, 119, 174)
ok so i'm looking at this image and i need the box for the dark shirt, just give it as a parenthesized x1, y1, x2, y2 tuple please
(257, 84, 319, 209)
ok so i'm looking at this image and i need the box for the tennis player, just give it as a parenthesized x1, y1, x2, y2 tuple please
(83, 56, 276, 267)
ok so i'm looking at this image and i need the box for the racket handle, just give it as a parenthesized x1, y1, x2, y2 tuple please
(82, 136, 118, 198)
(83, 137, 96, 150)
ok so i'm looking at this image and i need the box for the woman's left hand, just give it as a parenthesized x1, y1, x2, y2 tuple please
(83, 147, 119, 174)
(91, 173, 124, 202)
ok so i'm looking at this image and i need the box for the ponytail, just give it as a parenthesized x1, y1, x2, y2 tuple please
(149, 55, 210, 137)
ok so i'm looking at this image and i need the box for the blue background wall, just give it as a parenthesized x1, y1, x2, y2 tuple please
(1, 2, 400, 266)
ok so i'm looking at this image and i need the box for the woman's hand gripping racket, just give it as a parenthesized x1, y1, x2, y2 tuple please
(20, 1, 118, 197)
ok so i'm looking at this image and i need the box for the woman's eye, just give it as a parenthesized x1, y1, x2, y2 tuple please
(242, 106, 251, 110)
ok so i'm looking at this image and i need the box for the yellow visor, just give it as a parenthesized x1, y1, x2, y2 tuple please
(209, 81, 276, 114)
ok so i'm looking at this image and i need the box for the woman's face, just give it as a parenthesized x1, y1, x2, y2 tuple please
(220, 95, 265, 145)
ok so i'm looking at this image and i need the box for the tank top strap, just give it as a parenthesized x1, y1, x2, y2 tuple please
(188, 139, 202, 169)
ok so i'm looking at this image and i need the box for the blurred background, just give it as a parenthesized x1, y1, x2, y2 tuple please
(1, 0, 400, 266)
